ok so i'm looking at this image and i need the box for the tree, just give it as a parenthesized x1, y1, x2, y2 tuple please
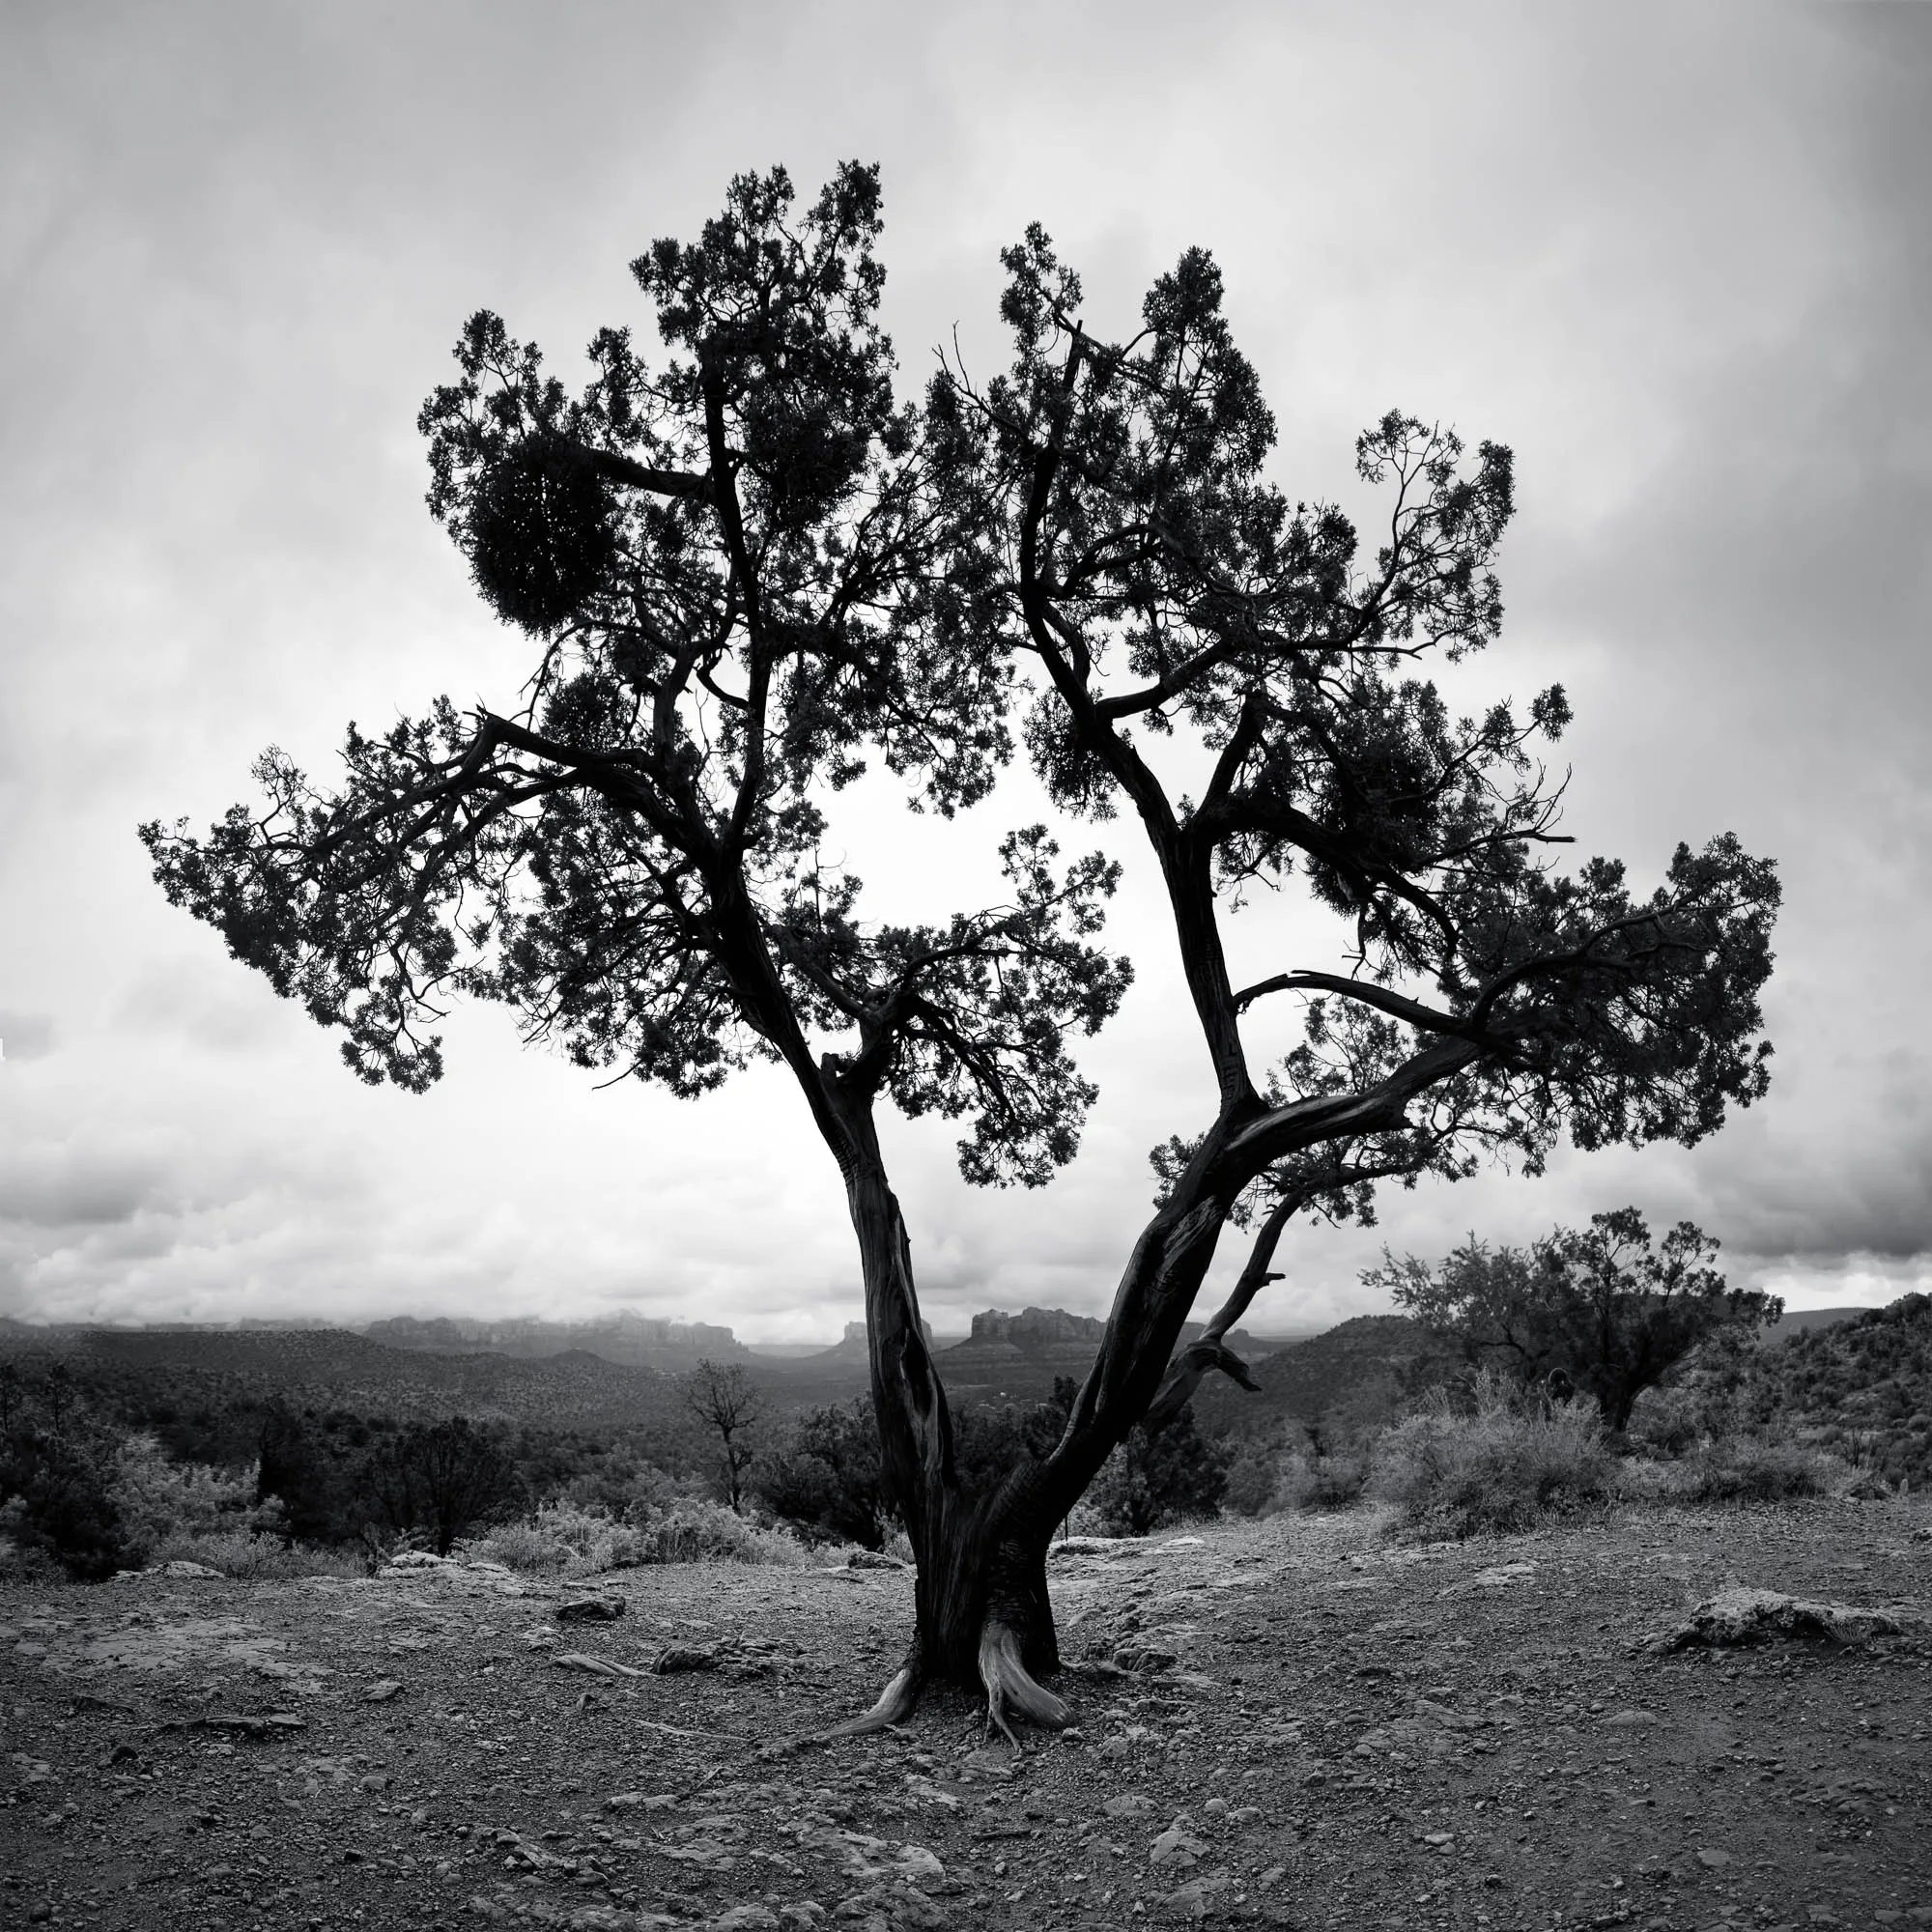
(1371, 1208, 1781, 1430)
(142, 162, 1778, 1742)
(752, 1397, 889, 1548)
(681, 1359, 762, 1513)
(359, 1416, 520, 1555)
(1087, 1403, 1230, 1536)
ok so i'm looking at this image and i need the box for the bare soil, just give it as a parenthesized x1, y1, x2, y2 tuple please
(5, 1500, 1931, 1932)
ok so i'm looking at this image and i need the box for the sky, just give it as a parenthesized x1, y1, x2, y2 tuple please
(2, 3, 1929, 1343)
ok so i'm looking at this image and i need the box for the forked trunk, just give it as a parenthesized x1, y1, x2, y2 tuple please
(827, 1110, 1236, 1745)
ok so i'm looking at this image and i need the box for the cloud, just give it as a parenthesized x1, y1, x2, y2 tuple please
(0, 6, 1927, 1335)
(0, 1011, 54, 1062)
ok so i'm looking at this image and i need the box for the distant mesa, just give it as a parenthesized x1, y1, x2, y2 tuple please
(362, 1310, 749, 1372)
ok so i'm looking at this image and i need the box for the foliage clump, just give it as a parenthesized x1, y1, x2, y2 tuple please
(1370, 1208, 1777, 1431)
(1370, 1370, 1617, 1538)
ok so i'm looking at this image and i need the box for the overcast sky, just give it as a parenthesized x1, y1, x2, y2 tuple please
(2, 4, 1928, 1343)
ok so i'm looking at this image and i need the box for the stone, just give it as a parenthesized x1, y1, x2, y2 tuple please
(557, 1595, 626, 1623)
(1049, 1536, 1148, 1559)
(1695, 1848, 1732, 1869)
(1167, 1872, 1232, 1919)
(1105, 1793, 1156, 1819)
(362, 1680, 405, 1703)
(655, 1645, 720, 1674)
(384, 1550, 450, 1571)
(1471, 1562, 1537, 1587)
(1602, 1709, 1658, 1728)
(1114, 1646, 1179, 1674)
(1662, 1587, 1915, 1650)
(846, 1550, 906, 1571)
(1150, 1820, 1208, 1870)
(157, 1559, 223, 1578)
(605, 1792, 676, 1812)
(709, 1910, 781, 1930)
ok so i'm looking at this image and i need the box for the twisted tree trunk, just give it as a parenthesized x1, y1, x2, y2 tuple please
(824, 1100, 1242, 1744)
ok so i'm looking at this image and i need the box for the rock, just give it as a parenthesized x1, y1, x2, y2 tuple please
(1695, 1848, 1732, 1869)
(605, 1791, 676, 1812)
(1104, 1793, 1156, 1819)
(961, 1746, 1016, 1775)
(654, 1645, 719, 1674)
(1167, 1872, 1232, 1919)
(1150, 1818, 1208, 1870)
(1602, 1708, 1658, 1728)
(1662, 1587, 1914, 1650)
(1049, 1536, 1147, 1559)
(1113, 1646, 1179, 1674)
(1471, 1562, 1537, 1587)
(709, 1910, 781, 1930)
(186, 1712, 305, 1739)
(362, 1680, 405, 1703)
(846, 1549, 906, 1571)
(157, 1559, 223, 1578)
(384, 1550, 450, 1571)
(558, 1595, 626, 1622)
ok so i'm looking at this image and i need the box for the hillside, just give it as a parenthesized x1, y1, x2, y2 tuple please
(0, 1322, 688, 1433)
(1190, 1313, 1453, 1439)
(1731, 1293, 1932, 1486)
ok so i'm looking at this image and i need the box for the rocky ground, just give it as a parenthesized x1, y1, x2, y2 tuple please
(5, 1500, 1932, 1932)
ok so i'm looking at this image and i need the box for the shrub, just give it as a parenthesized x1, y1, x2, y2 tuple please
(633, 1498, 813, 1567)
(465, 1500, 655, 1577)
(1372, 1372, 1616, 1538)
(1088, 1404, 1230, 1537)
(1222, 1437, 1289, 1516)
(108, 1434, 282, 1564)
(1666, 1437, 1839, 1502)
(144, 1528, 364, 1580)
(463, 1497, 812, 1574)
(749, 1400, 887, 1548)
(1278, 1445, 1373, 1511)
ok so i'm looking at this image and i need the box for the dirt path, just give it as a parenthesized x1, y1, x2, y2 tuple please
(5, 1500, 1931, 1930)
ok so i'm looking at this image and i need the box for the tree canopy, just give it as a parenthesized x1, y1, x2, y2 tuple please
(1370, 1208, 1781, 1430)
(142, 161, 1779, 1738)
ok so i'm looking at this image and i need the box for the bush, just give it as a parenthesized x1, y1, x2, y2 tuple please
(143, 1529, 364, 1580)
(1373, 1372, 1616, 1538)
(1222, 1437, 1289, 1516)
(463, 1497, 813, 1574)
(108, 1434, 283, 1564)
(1665, 1437, 1839, 1502)
(1278, 1445, 1374, 1511)
(466, 1500, 655, 1576)
(1088, 1404, 1230, 1537)
(749, 1400, 887, 1548)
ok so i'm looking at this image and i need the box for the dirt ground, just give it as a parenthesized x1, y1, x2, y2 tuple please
(4, 1499, 1931, 1932)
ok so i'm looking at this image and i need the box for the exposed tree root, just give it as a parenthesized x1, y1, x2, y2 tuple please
(978, 1620, 1068, 1748)
(761, 1654, 920, 1762)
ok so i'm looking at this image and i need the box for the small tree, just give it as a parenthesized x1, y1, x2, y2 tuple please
(681, 1359, 761, 1514)
(1372, 1208, 1780, 1431)
(143, 162, 1778, 1739)
(751, 1398, 888, 1548)
(359, 1416, 520, 1555)
(1087, 1403, 1230, 1536)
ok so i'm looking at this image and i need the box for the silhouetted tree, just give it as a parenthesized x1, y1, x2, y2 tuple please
(681, 1359, 762, 1513)
(359, 1416, 520, 1555)
(143, 163, 1779, 1740)
(1371, 1208, 1780, 1430)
